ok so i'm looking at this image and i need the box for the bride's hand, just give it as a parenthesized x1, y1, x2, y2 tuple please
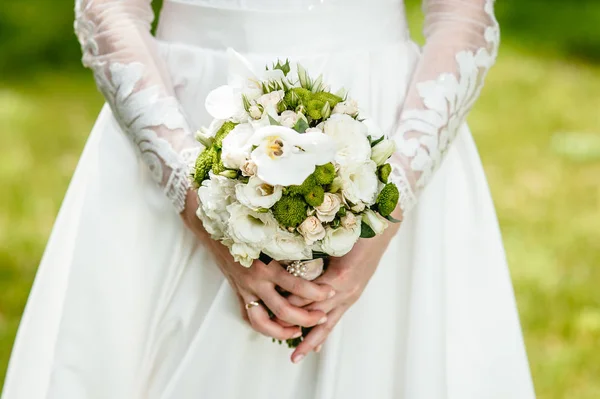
(286, 219, 401, 363)
(181, 191, 334, 341)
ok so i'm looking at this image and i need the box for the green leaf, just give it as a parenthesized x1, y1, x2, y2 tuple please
(241, 94, 251, 112)
(360, 221, 377, 238)
(268, 115, 281, 126)
(297, 63, 311, 89)
(385, 214, 402, 223)
(293, 117, 309, 133)
(272, 59, 291, 76)
(370, 135, 385, 147)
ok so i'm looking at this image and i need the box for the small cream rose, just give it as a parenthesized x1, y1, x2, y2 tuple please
(333, 98, 359, 116)
(256, 90, 284, 110)
(249, 105, 262, 120)
(279, 110, 300, 128)
(315, 193, 341, 222)
(298, 216, 326, 245)
(240, 159, 257, 177)
(340, 212, 358, 229)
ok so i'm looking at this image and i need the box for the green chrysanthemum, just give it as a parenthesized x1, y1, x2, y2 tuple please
(284, 87, 312, 108)
(312, 92, 343, 108)
(194, 147, 216, 185)
(377, 164, 392, 184)
(213, 121, 237, 148)
(313, 163, 335, 185)
(376, 183, 400, 217)
(272, 196, 308, 228)
(286, 174, 317, 196)
(304, 185, 325, 207)
(307, 99, 325, 120)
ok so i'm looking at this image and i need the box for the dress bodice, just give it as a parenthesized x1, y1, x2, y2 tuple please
(165, 0, 399, 11)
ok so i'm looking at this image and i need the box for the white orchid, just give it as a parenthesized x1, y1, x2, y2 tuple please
(337, 160, 379, 206)
(249, 125, 336, 186)
(235, 177, 283, 211)
(221, 123, 254, 169)
(323, 113, 371, 165)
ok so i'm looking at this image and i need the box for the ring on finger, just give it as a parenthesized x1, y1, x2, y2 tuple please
(245, 300, 261, 310)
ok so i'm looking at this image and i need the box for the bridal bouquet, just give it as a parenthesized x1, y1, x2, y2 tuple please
(192, 51, 399, 280)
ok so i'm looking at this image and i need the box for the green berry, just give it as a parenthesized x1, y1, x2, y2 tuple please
(313, 163, 335, 185)
(272, 196, 308, 227)
(304, 185, 325, 207)
(377, 164, 392, 183)
(213, 121, 237, 148)
(307, 99, 325, 120)
(376, 183, 400, 217)
(312, 92, 343, 108)
(193, 147, 216, 185)
(286, 174, 317, 196)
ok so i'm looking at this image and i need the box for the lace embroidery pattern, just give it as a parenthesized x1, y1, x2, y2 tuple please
(75, 0, 199, 212)
(388, 0, 500, 215)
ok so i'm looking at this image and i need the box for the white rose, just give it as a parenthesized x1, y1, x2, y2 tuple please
(256, 90, 284, 110)
(235, 177, 283, 211)
(298, 216, 327, 245)
(362, 209, 389, 235)
(315, 193, 341, 223)
(249, 105, 262, 120)
(320, 221, 362, 257)
(370, 139, 396, 166)
(240, 159, 257, 176)
(338, 160, 379, 206)
(340, 212, 359, 229)
(332, 98, 359, 116)
(279, 110, 300, 128)
(230, 242, 260, 268)
(249, 125, 336, 186)
(323, 114, 371, 165)
(221, 123, 254, 169)
(227, 203, 278, 248)
(264, 228, 312, 261)
(196, 175, 238, 239)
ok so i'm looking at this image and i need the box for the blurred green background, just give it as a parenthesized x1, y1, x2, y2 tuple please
(1, 1, 599, 397)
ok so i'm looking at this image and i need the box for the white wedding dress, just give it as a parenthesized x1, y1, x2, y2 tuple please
(2, 0, 536, 398)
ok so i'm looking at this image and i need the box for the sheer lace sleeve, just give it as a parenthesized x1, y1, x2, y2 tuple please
(388, 0, 500, 215)
(74, 0, 201, 213)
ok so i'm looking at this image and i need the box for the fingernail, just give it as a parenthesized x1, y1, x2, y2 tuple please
(328, 290, 336, 299)
(315, 345, 322, 353)
(293, 354, 305, 364)
(292, 331, 302, 339)
(317, 316, 328, 325)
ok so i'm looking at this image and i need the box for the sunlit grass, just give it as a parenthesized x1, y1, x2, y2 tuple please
(1, 46, 600, 398)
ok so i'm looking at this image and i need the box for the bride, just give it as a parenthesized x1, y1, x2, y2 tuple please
(2, 0, 536, 398)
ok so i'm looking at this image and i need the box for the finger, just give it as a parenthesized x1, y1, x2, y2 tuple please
(271, 262, 335, 302)
(237, 293, 250, 324)
(242, 293, 302, 341)
(257, 284, 328, 328)
(286, 294, 314, 308)
(291, 307, 345, 364)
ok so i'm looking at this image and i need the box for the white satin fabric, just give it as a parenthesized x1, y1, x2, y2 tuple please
(2, 2, 535, 398)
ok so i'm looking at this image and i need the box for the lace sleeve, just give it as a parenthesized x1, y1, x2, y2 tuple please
(74, 0, 202, 212)
(388, 0, 500, 215)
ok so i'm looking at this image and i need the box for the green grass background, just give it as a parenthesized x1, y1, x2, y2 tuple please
(1, 1, 599, 397)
